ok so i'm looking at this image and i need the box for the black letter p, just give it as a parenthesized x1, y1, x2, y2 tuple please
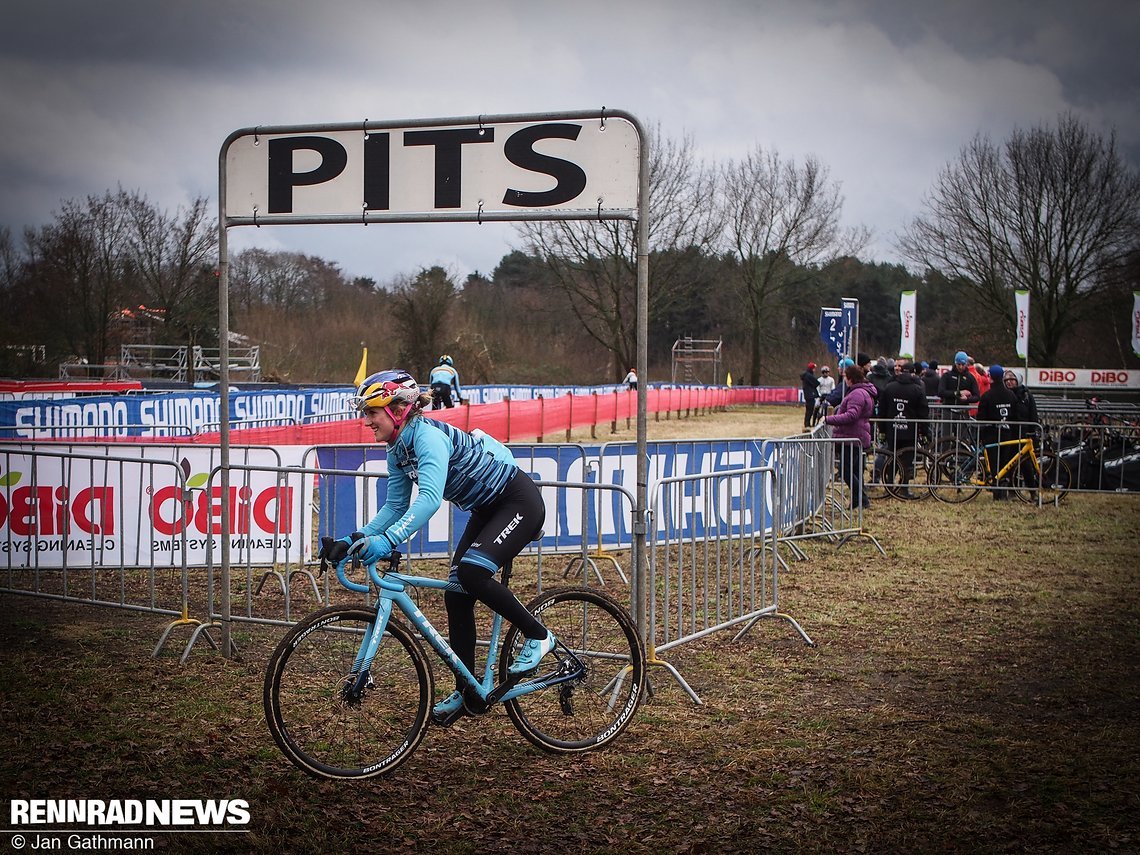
(268, 136, 348, 213)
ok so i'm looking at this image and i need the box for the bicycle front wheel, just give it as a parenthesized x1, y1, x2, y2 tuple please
(264, 606, 433, 780)
(501, 587, 646, 754)
(863, 451, 890, 501)
(883, 447, 935, 501)
(932, 449, 982, 504)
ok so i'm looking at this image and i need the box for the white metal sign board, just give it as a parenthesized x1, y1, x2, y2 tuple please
(223, 114, 641, 225)
(1028, 367, 1140, 390)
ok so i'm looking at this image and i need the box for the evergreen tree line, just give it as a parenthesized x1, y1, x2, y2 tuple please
(2, 115, 1136, 385)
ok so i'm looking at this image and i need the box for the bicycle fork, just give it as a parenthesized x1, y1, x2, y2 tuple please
(342, 597, 395, 705)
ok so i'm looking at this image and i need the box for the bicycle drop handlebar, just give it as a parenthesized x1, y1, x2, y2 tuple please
(318, 537, 401, 593)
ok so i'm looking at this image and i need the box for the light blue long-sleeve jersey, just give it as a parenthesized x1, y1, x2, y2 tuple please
(360, 415, 516, 546)
(428, 364, 462, 397)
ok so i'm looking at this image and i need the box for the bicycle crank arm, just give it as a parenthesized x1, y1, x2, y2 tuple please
(485, 675, 520, 706)
(488, 661, 586, 705)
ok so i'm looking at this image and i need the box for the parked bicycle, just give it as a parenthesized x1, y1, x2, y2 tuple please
(264, 547, 646, 780)
(931, 435, 1071, 504)
(863, 442, 937, 502)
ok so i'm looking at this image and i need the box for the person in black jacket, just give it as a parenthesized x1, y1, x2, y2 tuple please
(976, 364, 1019, 499)
(879, 363, 930, 451)
(876, 363, 931, 492)
(800, 362, 820, 429)
(938, 351, 980, 407)
(867, 357, 894, 405)
(1005, 369, 1038, 442)
(921, 361, 941, 398)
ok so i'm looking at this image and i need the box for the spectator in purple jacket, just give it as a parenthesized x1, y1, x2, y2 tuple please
(825, 363, 878, 509)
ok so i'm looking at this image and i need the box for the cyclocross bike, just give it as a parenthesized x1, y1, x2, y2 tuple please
(865, 442, 938, 502)
(932, 434, 1072, 504)
(263, 544, 646, 780)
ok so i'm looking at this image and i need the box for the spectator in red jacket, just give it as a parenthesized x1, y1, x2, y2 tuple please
(968, 356, 991, 396)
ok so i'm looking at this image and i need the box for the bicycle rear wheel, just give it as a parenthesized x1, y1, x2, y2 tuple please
(931, 449, 982, 503)
(501, 587, 645, 754)
(264, 606, 433, 780)
(1013, 453, 1072, 504)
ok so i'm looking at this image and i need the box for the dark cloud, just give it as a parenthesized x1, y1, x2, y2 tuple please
(2, 0, 1137, 280)
(835, 0, 1140, 112)
(0, 0, 304, 70)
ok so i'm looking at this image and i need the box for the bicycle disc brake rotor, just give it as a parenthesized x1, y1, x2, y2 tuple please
(338, 671, 372, 707)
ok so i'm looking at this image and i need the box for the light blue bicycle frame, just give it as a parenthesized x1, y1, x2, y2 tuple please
(335, 557, 574, 706)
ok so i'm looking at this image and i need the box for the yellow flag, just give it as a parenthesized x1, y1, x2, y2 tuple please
(726, 372, 733, 387)
(353, 347, 368, 386)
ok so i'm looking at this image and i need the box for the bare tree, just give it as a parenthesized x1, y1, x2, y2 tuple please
(898, 113, 1140, 364)
(228, 248, 385, 382)
(120, 190, 218, 356)
(25, 193, 138, 366)
(720, 147, 868, 384)
(516, 126, 723, 378)
(390, 266, 460, 379)
(0, 227, 17, 291)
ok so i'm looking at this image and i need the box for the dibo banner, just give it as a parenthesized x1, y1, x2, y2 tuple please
(0, 446, 313, 568)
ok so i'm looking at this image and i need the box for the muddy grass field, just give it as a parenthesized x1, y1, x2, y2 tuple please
(1, 406, 1138, 854)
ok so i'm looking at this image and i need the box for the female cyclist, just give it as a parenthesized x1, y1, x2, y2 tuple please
(319, 369, 555, 725)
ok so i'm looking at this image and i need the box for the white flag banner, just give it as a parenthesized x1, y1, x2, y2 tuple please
(898, 290, 916, 359)
(1015, 290, 1030, 360)
(1133, 292, 1140, 358)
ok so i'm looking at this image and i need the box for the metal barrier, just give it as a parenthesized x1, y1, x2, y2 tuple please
(0, 447, 216, 657)
(295, 442, 616, 577)
(761, 435, 883, 556)
(865, 414, 1140, 502)
(196, 416, 299, 434)
(647, 465, 813, 703)
(184, 459, 639, 662)
(1039, 420, 1140, 494)
(4, 423, 193, 440)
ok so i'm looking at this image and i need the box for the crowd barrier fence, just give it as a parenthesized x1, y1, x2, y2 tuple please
(12, 404, 1131, 671)
(647, 465, 813, 703)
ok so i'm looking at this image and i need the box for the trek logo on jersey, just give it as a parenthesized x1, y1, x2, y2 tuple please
(494, 514, 524, 545)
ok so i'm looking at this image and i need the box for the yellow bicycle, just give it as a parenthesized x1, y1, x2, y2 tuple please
(933, 435, 1072, 504)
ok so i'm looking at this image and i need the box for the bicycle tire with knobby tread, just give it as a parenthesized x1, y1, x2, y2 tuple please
(500, 586, 646, 754)
(264, 605, 433, 780)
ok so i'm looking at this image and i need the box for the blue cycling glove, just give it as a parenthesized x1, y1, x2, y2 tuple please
(347, 534, 394, 565)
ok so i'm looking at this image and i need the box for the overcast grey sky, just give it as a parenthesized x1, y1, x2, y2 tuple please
(1, 0, 1137, 284)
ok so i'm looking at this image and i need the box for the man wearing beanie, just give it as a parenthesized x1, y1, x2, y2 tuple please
(977, 363, 1018, 499)
(938, 350, 980, 407)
